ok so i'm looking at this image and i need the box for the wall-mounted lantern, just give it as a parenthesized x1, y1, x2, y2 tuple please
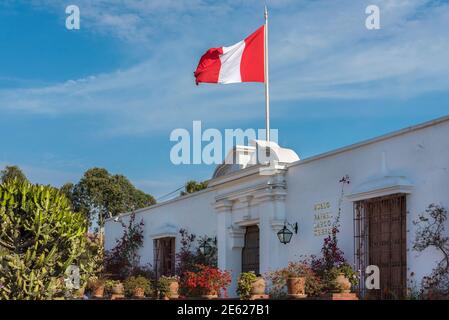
(198, 236, 215, 255)
(277, 222, 298, 244)
(199, 240, 212, 255)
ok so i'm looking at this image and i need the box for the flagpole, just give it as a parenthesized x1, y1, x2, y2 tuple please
(264, 6, 270, 142)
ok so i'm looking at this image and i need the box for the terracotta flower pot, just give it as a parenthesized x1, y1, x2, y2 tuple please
(111, 283, 125, 300)
(201, 289, 218, 299)
(93, 285, 105, 298)
(75, 287, 85, 299)
(112, 283, 124, 295)
(168, 280, 179, 299)
(251, 277, 266, 295)
(287, 277, 307, 299)
(335, 273, 351, 293)
(133, 287, 145, 298)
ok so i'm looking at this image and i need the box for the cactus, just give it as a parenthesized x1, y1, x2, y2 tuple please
(0, 179, 89, 299)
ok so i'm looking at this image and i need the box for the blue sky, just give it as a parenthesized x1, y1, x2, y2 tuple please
(0, 0, 448, 199)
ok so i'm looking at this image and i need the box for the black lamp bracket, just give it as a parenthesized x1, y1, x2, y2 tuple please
(285, 222, 298, 234)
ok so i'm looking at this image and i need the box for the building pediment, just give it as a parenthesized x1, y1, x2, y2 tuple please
(347, 175, 414, 202)
(212, 140, 300, 179)
(150, 223, 179, 239)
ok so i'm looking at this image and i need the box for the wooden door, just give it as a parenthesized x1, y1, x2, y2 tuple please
(241, 225, 260, 275)
(154, 237, 175, 278)
(162, 237, 175, 276)
(358, 194, 407, 299)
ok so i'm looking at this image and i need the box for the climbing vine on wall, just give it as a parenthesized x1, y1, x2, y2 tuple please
(413, 204, 449, 298)
(103, 212, 147, 280)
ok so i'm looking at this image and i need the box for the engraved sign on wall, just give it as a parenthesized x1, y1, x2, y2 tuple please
(313, 201, 333, 237)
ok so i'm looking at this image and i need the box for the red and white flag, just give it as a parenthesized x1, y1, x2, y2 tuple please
(194, 26, 265, 85)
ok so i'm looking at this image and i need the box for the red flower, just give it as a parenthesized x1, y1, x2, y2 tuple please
(182, 264, 231, 297)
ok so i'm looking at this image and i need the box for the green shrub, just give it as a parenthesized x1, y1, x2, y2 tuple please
(157, 276, 178, 298)
(86, 277, 105, 292)
(124, 276, 151, 297)
(321, 267, 341, 292)
(337, 262, 358, 287)
(104, 280, 116, 295)
(0, 180, 88, 300)
(319, 263, 358, 293)
(78, 234, 103, 291)
(237, 272, 258, 300)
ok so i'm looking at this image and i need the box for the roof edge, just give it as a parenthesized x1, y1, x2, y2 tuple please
(288, 115, 449, 168)
(104, 184, 216, 223)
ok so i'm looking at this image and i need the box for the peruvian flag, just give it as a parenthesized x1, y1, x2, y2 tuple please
(194, 26, 265, 85)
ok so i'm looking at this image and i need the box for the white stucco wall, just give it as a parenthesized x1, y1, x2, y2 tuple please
(104, 188, 217, 267)
(105, 116, 449, 297)
(284, 118, 449, 284)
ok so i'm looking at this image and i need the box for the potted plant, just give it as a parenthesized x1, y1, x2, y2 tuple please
(266, 259, 324, 299)
(183, 264, 231, 299)
(283, 262, 310, 298)
(251, 276, 266, 296)
(87, 277, 106, 298)
(334, 263, 357, 293)
(237, 272, 266, 300)
(335, 273, 351, 293)
(324, 263, 357, 294)
(124, 276, 152, 299)
(158, 276, 179, 299)
(74, 285, 86, 299)
(105, 280, 125, 299)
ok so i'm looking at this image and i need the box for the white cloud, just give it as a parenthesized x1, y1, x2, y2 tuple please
(1, 0, 448, 135)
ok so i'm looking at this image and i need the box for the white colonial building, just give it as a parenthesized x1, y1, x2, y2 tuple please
(105, 115, 449, 299)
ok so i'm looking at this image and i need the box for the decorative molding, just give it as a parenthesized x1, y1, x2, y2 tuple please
(228, 225, 246, 249)
(214, 170, 287, 204)
(268, 172, 287, 184)
(215, 183, 268, 203)
(270, 219, 285, 232)
(240, 196, 253, 220)
(347, 175, 414, 202)
(235, 218, 260, 227)
(258, 162, 289, 177)
(208, 164, 265, 188)
(239, 195, 254, 205)
(215, 199, 233, 212)
(150, 223, 179, 239)
(252, 188, 287, 204)
(152, 232, 177, 240)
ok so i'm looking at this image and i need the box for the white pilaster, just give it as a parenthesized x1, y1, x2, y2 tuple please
(253, 171, 289, 275)
(215, 200, 245, 296)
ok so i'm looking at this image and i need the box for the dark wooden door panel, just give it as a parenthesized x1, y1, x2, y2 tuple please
(154, 237, 175, 278)
(355, 194, 407, 300)
(242, 225, 260, 275)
